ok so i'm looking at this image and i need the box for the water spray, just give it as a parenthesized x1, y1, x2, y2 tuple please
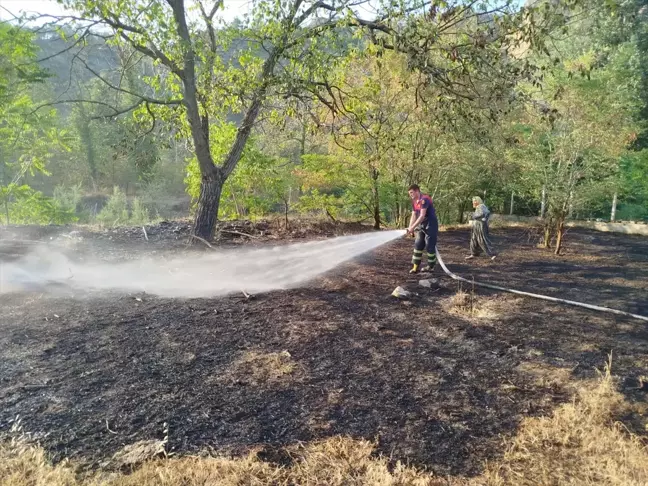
(4, 230, 644, 322)
(0, 230, 406, 298)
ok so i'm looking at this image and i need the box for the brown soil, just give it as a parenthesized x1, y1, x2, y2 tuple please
(0, 222, 646, 477)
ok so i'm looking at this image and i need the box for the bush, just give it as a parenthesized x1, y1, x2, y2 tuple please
(296, 189, 343, 220)
(0, 184, 77, 225)
(97, 187, 129, 227)
(616, 203, 648, 222)
(53, 184, 82, 215)
(129, 198, 151, 225)
(138, 180, 189, 219)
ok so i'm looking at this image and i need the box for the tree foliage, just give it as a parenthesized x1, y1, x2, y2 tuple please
(0, 0, 645, 254)
(0, 23, 72, 224)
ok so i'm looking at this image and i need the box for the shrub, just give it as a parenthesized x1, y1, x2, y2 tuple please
(129, 197, 151, 225)
(96, 186, 129, 227)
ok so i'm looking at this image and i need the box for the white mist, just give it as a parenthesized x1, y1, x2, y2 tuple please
(0, 230, 405, 298)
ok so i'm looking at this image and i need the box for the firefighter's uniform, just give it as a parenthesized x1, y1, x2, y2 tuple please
(410, 194, 438, 273)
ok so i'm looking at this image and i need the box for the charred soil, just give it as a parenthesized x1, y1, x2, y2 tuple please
(1, 222, 646, 477)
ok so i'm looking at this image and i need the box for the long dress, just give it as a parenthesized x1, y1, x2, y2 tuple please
(470, 204, 495, 257)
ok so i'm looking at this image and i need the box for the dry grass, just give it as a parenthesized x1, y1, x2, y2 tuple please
(441, 290, 519, 321)
(2, 362, 646, 486)
(0, 435, 439, 486)
(487, 219, 534, 230)
(439, 224, 468, 232)
(215, 350, 299, 386)
(515, 362, 574, 389)
(478, 360, 648, 486)
(0, 433, 78, 486)
(442, 289, 473, 315)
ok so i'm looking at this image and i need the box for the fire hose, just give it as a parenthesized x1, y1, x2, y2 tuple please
(434, 247, 648, 323)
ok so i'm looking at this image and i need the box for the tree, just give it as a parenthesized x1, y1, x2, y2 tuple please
(44, 0, 578, 238)
(318, 50, 419, 229)
(588, 0, 648, 221)
(505, 56, 637, 253)
(184, 121, 294, 221)
(501, 0, 646, 252)
(55, 0, 369, 239)
(0, 23, 71, 224)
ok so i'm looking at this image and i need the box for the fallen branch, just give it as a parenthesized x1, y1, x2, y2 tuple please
(221, 229, 259, 239)
(241, 290, 254, 299)
(106, 419, 118, 435)
(325, 209, 338, 223)
(190, 234, 217, 250)
(142, 226, 149, 241)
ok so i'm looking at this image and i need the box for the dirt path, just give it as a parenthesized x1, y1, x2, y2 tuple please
(0, 224, 646, 477)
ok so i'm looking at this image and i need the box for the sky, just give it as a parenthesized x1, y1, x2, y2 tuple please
(0, 0, 524, 24)
(0, 0, 252, 23)
(1, 0, 74, 20)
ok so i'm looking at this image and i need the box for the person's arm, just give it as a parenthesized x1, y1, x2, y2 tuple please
(471, 204, 485, 221)
(408, 211, 417, 233)
(408, 208, 427, 233)
(481, 205, 490, 222)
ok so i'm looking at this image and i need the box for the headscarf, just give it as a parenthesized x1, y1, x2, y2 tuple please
(472, 196, 483, 205)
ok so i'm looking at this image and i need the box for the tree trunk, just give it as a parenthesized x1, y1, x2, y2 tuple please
(543, 225, 551, 249)
(0, 147, 7, 225)
(370, 167, 380, 230)
(190, 53, 277, 239)
(76, 105, 98, 191)
(284, 200, 289, 230)
(173, 0, 277, 239)
(230, 189, 242, 218)
(193, 174, 223, 240)
(540, 186, 546, 218)
(611, 192, 618, 222)
(371, 196, 380, 230)
(372, 196, 380, 230)
(554, 219, 565, 255)
(510, 191, 515, 216)
(457, 201, 466, 224)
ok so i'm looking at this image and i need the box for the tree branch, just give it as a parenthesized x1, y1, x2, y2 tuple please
(75, 55, 182, 106)
(116, 30, 184, 77)
(144, 102, 157, 134)
(91, 100, 147, 119)
(294, 1, 337, 27)
(167, 0, 217, 176)
(221, 49, 282, 178)
(64, 11, 183, 76)
(18, 22, 100, 66)
(198, 0, 223, 53)
(30, 99, 134, 116)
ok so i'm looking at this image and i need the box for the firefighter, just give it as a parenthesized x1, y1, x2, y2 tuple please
(406, 184, 438, 274)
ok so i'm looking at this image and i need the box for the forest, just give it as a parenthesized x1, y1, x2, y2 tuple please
(1, 0, 647, 243)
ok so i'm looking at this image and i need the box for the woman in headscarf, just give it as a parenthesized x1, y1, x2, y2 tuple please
(466, 196, 497, 260)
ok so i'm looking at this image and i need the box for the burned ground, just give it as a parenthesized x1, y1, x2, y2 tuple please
(0, 222, 646, 477)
